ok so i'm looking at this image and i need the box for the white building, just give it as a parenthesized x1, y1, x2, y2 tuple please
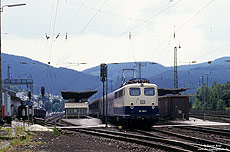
(2, 89, 22, 120)
(61, 90, 97, 118)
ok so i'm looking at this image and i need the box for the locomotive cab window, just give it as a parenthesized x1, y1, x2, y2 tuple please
(115, 89, 123, 98)
(144, 88, 155, 96)
(130, 88, 140, 96)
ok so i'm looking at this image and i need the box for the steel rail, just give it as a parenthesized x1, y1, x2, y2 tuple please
(175, 126, 230, 137)
(190, 114, 230, 123)
(66, 128, 193, 152)
(44, 114, 64, 126)
(72, 128, 206, 152)
(136, 128, 230, 150)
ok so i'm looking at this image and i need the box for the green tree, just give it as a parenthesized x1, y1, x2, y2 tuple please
(44, 101, 53, 112)
(52, 103, 61, 112)
(192, 81, 230, 110)
(192, 98, 202, 109)
(216, 99, 226, 110)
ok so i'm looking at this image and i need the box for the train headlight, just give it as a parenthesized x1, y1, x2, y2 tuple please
(130, 103, 134, 109)
(152, 103, 155, 109)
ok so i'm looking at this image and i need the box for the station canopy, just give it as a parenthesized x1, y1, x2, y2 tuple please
(61, 90, 97, 102)
(158, 88, 189, 96)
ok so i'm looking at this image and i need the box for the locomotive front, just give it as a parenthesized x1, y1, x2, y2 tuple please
(123, 83, 159, 126)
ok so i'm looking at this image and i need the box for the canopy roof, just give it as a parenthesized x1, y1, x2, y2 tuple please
(158, 88, 189, 96)
(61, 90, 97, 102)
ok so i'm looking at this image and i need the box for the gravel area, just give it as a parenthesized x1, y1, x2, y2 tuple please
(9, 131, 164, 152)
(0, 130, 8, 136)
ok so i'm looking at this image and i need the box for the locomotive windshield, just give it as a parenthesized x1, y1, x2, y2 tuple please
(144, 88, 155, 96)
(129, 88, 140, 96)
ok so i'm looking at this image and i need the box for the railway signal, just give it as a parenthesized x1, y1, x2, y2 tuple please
(100, 63, 107, 81)
(41, 87, 45, 97)
(28, 91, 31, 99)
(41, 87, 45, 108)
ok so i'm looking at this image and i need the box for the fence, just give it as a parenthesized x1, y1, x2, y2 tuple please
(190, 109, 230, 116)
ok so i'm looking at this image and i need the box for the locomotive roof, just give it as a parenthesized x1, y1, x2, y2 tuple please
(120, 78, 150, 87)
(121, 83, 157, 88)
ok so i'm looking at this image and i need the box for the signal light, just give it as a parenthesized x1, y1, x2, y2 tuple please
(41, 87, 45, 97)
(28, 91, 31, 99)
(100, 63, 107, 81)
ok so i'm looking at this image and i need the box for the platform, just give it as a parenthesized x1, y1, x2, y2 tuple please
(61, 117, 110, 128)
(154, 117, 230, 128)
(174, 117, 230, 126)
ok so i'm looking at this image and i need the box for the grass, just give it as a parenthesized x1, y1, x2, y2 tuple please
(0, 126, 38, 152)
(52, 125, 61, 136)
(0, 127, 12, 137)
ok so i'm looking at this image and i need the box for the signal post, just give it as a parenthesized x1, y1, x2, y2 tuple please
(100, 63, 107, 127)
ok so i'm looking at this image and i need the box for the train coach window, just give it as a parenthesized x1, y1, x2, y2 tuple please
(130, 88, 140, 96)
(144, 88, 155, 96)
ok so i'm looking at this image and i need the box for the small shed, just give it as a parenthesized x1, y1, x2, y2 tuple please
(158, 88, 190, 120)
(61, 90, 97, 118)
(158, 95, 190, 120)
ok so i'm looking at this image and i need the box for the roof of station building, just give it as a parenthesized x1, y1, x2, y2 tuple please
(158, 88, 189, 96)
(61, 90, 97, 101)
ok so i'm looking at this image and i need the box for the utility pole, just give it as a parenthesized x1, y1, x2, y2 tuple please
(0, 0, 2, 124)
(100, 64, 107, 126)
(110, 79, 113, 92)
(105, 69, 108, 127)
(0, 1, 26, 124)
(205, 72, 211, 87)
(7, 65, 10, 79)
(136, 62, 146, 79)
(201, 76, 204, 85)
(205, 72, 211, 120)
(174, 47, 178, 88)
(7, 65, 11, 89)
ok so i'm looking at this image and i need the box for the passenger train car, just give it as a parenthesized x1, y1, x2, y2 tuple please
(89, 79, 159, 127)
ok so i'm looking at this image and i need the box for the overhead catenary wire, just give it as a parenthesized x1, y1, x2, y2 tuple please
(61, 0, 87, 35)
(47, 0, 126, 65)
(62, 0, 109, 60)
(45, 0, 61, 95)
(79, 0, 184, 60)
(49, 0, 60, 62)
(143, 0, 216, 60)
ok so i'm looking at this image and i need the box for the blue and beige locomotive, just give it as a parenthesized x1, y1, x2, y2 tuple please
(89, 79, 159, 127)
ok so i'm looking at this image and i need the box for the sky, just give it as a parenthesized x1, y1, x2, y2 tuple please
(2, 0, 230, 71)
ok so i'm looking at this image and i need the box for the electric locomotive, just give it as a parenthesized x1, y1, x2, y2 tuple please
(89, 78, 159, 127)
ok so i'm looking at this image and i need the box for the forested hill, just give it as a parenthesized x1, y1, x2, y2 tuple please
(2, 53, 230, 96)
(2, 53, 100, 95)
(83, 57, 230, 95)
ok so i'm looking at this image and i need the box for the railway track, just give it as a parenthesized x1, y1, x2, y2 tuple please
(134, 128, 230, 151)
(44, 114, 65, 126)
(63, 127, 211, 152)
(190, 114, 230, 123)
(175, 125, 230, 137)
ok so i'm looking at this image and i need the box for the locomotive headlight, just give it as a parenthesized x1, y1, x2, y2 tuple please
(152, 103, 155, 109)
(130, 103, 134, 109)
